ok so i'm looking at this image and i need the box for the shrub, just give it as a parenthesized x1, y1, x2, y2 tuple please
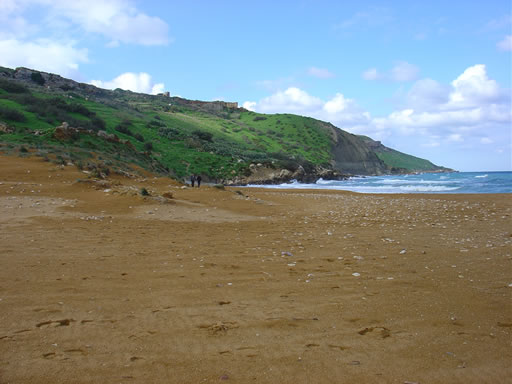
(6, 93, 38, 106)
(67, 103, 95, 117)
(134, 133, 144, 142)
(253, 116, 267, 121)
(144, 142, 153, 151)
(115, 120, 134, 136)
(192, 130, 213, 142)
(147, 119, 165, 128)
(31, 72, 46, 86)
(0, 107, 26, 122)
(91, 117, 106, 131)
(0, 78, 29, 93)
(140, 187, 150, 196)
(158, 127, 183, 140)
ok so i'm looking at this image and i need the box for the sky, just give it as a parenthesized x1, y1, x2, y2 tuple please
(0, 0, 511, 171)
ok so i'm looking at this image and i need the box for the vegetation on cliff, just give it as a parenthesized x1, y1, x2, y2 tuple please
(0, 67, 450, 182)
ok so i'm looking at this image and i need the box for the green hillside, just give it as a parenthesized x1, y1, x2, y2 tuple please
(375, 150, 439, 172)
(357, 135, 448, 173)
(0, 67, 450, 182)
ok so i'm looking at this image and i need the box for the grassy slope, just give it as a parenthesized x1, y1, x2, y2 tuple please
(357, 135, 443, 172)
(0, 72, 447, 179)
(0, 78, 336, 179)
(375, 150, 439, 171)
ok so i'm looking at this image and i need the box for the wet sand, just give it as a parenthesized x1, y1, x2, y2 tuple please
(0, 155, 511, 383)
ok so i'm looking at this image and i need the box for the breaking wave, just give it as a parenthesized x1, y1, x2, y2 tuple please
(248, 172, 512, 194)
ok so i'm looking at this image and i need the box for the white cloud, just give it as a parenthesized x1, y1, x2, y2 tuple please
(323, 93, 350, 114)
(449, 64, 501, 105)
(363, 61, 419, 82)
(244, 64, 511, 166)
(406, 78, 450, 110)
(482, 15, 512, 31)
(91, 72, 165, 95)
(448, 134, 463, 142)
(308, 67, 335, 79)
(390, 61, 419, 82)
(371, 65, 511, 158)
(497, 35, 512, 51)
(362, 68, 380, 80)
(0, 0, 170, 78)
(251, 87, 324, 115)
(151, 82, 165, 95)
(422, 140, 441, 148)
(242, 101, 257, 111)
(255, 77, 296, 92)
(45, 0, 170, 46)
(336, 7, 393, 30)
(3, 0, 170, 46)
(0, 38, 88, 77)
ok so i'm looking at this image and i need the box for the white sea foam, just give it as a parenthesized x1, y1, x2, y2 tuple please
(247, 172, 511, 194)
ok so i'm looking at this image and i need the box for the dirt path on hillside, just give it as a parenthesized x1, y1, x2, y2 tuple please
(0, 155, 511, 383)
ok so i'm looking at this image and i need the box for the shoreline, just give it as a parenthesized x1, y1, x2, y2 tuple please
(1, 155, 511, 383)
(239, 170, 511, 195)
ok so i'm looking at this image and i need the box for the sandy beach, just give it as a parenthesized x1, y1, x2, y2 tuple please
(0, 155, 511, 383)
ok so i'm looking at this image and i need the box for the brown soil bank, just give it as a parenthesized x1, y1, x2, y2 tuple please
(0, 155, 511, 384)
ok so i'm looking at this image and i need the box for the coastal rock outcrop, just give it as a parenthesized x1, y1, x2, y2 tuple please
(53, 122, 80, 141)
(0, 121, 14, 134)
(225, 164, 349, 186)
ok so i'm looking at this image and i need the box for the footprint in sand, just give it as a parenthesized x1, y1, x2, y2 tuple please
(14, 329, 32, 334)
(64, 348, 87, 356)
(358, 326, 391, 339)
(328, 344, 348, 351)
(199, 321, 239, 335)
(36, 319, 75, 328)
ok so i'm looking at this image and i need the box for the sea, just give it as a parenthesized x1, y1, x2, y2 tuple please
(248, 172, 512, 194)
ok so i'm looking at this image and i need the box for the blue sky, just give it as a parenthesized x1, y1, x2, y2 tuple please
(1, 0, 511, 171)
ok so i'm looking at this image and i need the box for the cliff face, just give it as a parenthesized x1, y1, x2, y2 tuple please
(327, 125, 388, 175)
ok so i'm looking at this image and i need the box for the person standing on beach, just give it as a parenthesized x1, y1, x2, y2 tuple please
(190, 174, 196, 187)
(196, 175, 202, 188)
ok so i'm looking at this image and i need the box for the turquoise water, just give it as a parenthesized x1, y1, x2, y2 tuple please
(249, 172, 512, 194)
